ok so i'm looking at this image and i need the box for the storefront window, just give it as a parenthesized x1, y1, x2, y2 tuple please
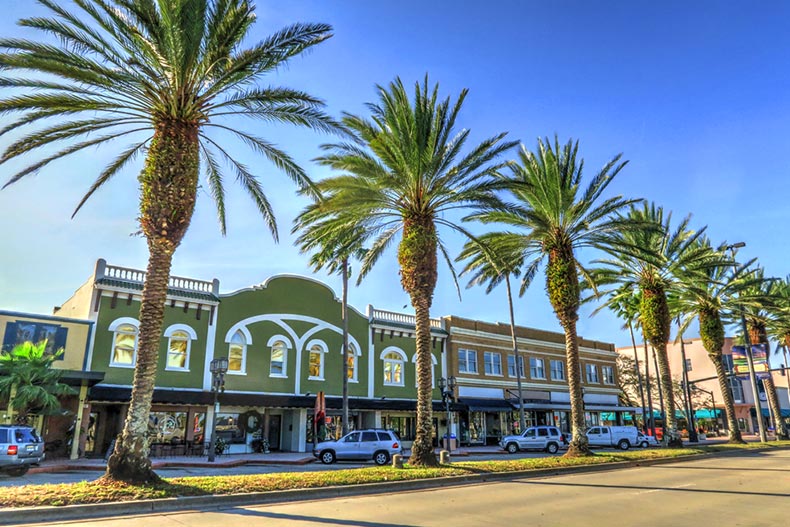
(215, 413, 246, 444)
(147, 411, 188, 443)
(383, 415, 416, 441)
(193, 413, 206, 444)
(584, 411, 600, 428)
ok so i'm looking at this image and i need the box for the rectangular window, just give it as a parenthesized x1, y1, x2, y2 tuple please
(165, 332, 189, 371)
(309, 350, 322, 378)
(484, 352, 502, 375)
(270, 342, 286, 377)
(530, 358, 545, 379)
(586, 364, 599, 383)
(458, 349, 478, 374)
(729, 378, 744, 402)
(228, 345, 244, 372)
(507, 355, 525, 377)
(602, 365, 615, 385)
(550, 360, 565, 381)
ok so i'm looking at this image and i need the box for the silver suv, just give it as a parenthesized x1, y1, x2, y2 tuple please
(313, 429, 402, 466)
(0, 425, 45, 477)
(499, 426, 566, 454)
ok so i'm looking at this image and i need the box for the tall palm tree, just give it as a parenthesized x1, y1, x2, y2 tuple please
(593, 203, 716, 447)
(309, 77, 517, 466)
(0, 0, 340, 483)
(674, 239, 762, 444)
(468, 137, 637, 456)
(458, 233, 530, 432)
(741, 268, 789, 439)
(294, 204, 367, 435)
(767, 276, 790, 417)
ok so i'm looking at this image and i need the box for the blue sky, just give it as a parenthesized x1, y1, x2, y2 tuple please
(1, 1, 790, 348)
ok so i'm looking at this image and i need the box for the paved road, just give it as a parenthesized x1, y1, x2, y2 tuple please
(16, 448, 790, 526)
(0, 451, 556, 487)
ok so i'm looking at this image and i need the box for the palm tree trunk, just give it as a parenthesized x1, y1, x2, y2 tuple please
(341, 257, 350, 435)
(709, 352, 744, 444)
(643, 338, 655, 437)
(506, 275, 526, 432)
(562, 320, 589, 456)
(399, 217, 438, 467)
(105, 120, 199, 483)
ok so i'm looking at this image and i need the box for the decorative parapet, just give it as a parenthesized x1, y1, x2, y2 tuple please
(93, 259, 219, 302)
(368, 306, 446, 333)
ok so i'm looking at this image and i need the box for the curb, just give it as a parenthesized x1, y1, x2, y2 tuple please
(2, 447, 784, 526)
(28, 456, 316, 474)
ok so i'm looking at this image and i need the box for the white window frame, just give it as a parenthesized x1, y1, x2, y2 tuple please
(108, 317, 139, 368)
(163, 324, 197, 372)
(344, 343, 360, 383)
(305, 339, 328, 381)
(483, 351, 503, 376)
(226, 328, 251, 375)
(268, 335, 291, 378)
(411, 353, 438, 388)
(530, 357, 546, 379)
(507, 355, 525, 378)
(586, 364, 599, 384)
(602, 365, 615, 385)
(381, 347, 406, 386)
(458, 348, 478, 374)
(550, 359, 565, 381)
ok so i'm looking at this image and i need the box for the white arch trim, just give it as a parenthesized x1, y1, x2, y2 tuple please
(380, 346, 407, 361)
(108, 317, 139, 332)
(225, 326, 253, 345)
(163, 324, 198, 340)
(411, 353, 438, 365)
(305, 339, 329, 353)
(267, 334, 293, 348)
(342, 342, 362, 356)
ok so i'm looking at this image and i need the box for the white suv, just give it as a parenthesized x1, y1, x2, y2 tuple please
(313, 429, 402, 465)
(0, 425, 45, 477)
(500, 426, 566, 454)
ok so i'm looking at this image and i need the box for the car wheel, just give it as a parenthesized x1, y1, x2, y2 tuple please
(374, 451, 390, 466)
(546, 442, 559, 454)
(506, 442, 519, 454)
(618, 439, 630, 451)
(320, 450, 336, 464)
(640, 441, 649, 449)
(6, 466, 29, 477)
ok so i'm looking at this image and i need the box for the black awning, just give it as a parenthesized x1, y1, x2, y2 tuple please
(60, 370, 105, 388)
(459, 398, 514, 412)
(89, 386, 213, 405)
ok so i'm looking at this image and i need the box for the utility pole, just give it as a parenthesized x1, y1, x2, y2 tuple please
(629, 323, 648, 433)
(679, 329, 698, 442)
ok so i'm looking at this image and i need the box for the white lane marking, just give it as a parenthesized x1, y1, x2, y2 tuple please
(636, 482, 695, 495)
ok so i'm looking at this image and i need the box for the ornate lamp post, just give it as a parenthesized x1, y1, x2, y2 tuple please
(207, 357, 229, 462)
(438, 376, 457, 450)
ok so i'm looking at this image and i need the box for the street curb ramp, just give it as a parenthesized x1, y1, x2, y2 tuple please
(0, 448, 777, 526)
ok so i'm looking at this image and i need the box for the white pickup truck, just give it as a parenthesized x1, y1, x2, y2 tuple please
(586, 425, 639, 450)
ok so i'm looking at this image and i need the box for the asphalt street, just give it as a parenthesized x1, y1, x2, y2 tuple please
(14, 448, 790, 527)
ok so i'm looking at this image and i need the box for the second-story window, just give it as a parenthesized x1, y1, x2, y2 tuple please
(110, 323, 137, 367)
(586, 364, 599, 383)
(228, 330, 247, 373)
(530, 357, 545, 379)
(347, 343, 358, 382)
(166, 330, 190, 370)
(383, 351, 404, 386)
(602, 365, 615, 385)
(484, 352, 502, 375)
(507, 355, 525, 377)
(308, 343, 326, 380)
(458, 349, 478, 374)
(270, 340, 287, 377)
(550, 360, 565, 381)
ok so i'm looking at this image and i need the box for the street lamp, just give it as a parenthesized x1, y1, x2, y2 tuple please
(692, 385, 718, 436)
(725, 241, 768, 442)
(207, 357, 229, 462)
(438, 376, 457, 450)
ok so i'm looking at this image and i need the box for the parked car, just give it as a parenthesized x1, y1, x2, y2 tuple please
(313, 429, 402, 466)
(499, 426, 566, 454)
(0, 425, 45, 477)
(636, 432, 660, 448)
(586, 425, 639, 450)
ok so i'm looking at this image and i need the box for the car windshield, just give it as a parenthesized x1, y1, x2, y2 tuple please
(15, 428, 42, 444)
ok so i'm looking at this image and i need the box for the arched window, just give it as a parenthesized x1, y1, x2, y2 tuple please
(382, 349, 406, 386)
(346, 343, 358, 382)
(110, 323, 138, 367)
(411, 353, 438, 388)
(228, 330, 247, 373)
(164, 324, 197, 371)
(307, 340, 327, 380)
(270, 340, 288, 377)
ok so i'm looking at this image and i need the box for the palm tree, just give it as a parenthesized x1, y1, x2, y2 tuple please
(674, 239, 761, 444)
(593, 203, 716, 447)
(0, 0, 340, 483)
(458, 233, 530, 432)
(468, 137, 637, 456)
(294, 204, 367, 435)
(0, 341, 75, 425)
(309, 77, 516, 466)
(767, 276, 790, 418)
(740, 268, 789, 439)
